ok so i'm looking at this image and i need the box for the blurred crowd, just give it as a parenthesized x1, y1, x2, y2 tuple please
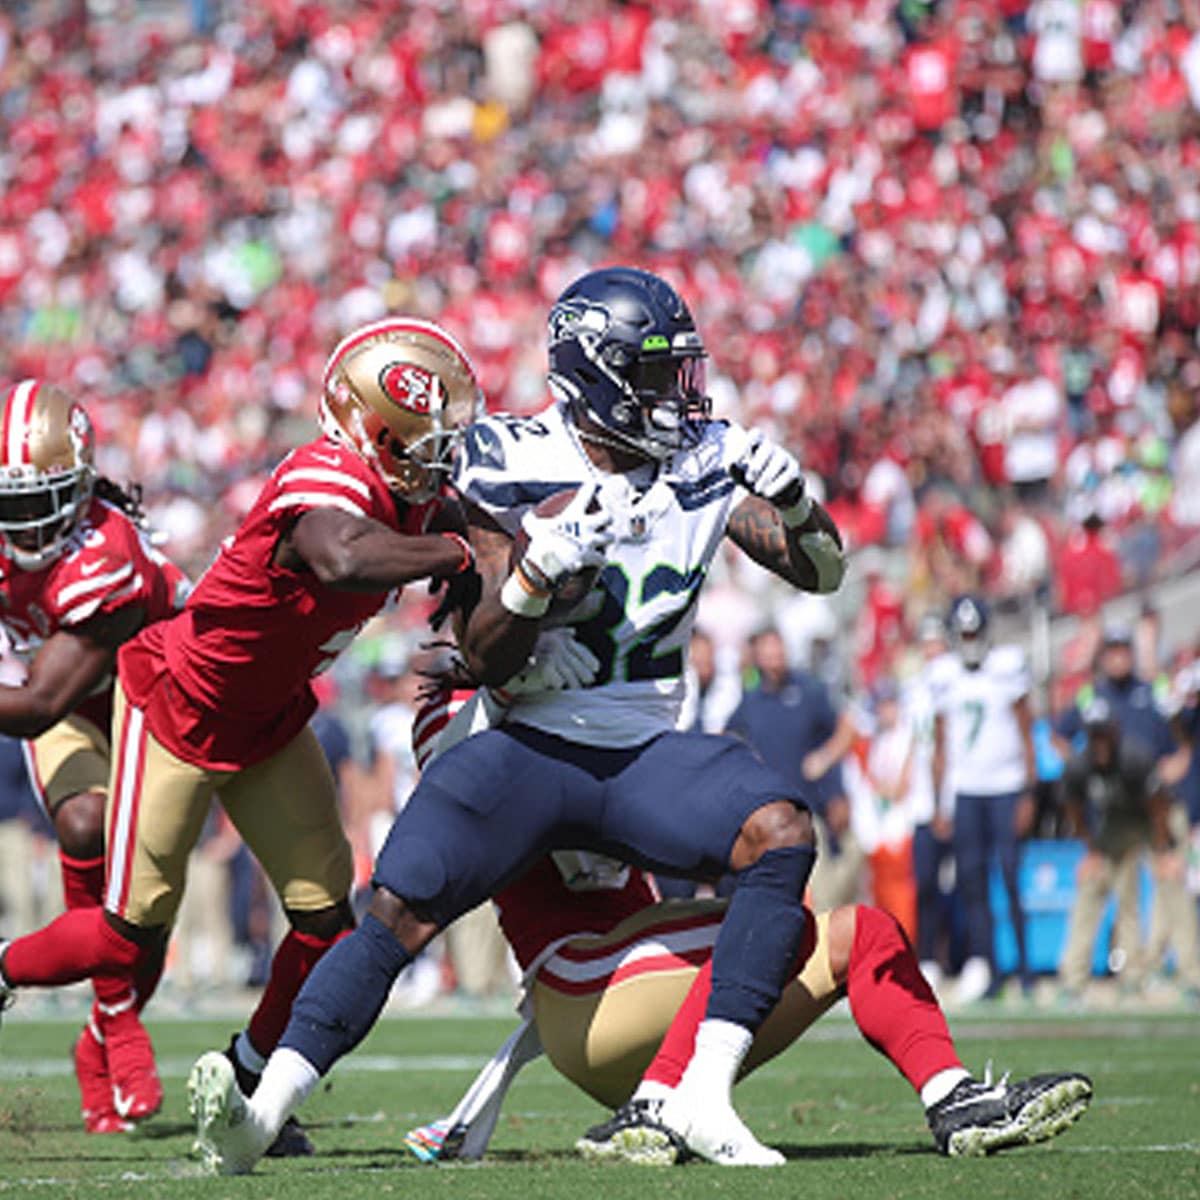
(4, 0, 1200, 1005)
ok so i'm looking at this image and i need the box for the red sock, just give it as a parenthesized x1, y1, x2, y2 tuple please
(642, 911, 819, 1090)
(847, 905, 963, 1094)
(1, 908, 146, 987)
(132, 944, 166, 1013)
(643, 959, 710, 1089)
(59, 853, 105, 910)
(245, 928, 350, 1058)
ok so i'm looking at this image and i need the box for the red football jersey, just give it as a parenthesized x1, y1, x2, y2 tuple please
(119, 438, 437, 771)
(495, 855, 658, 973)
(0, 497, 190, 734)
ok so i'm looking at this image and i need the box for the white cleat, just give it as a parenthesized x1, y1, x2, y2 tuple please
(188, 1050, 273, 1175)
(659, 1092, 784, 1167)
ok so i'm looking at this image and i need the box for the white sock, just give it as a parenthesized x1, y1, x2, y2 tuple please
(248, 1048, 321, 1133)
(631, 1079, 673, 1105)
(234, 1031, 267, 1076)
(921, 1067, 972, 1109)
(675, 1019, 753, 1103)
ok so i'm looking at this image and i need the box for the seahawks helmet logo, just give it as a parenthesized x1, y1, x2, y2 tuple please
(548, 300, 610, 346)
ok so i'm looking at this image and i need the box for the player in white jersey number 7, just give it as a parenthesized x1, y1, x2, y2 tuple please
(190, 265, 848, 1172)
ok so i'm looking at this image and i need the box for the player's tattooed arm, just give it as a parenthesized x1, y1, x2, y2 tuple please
(457, 500, 541, 686)
(725, 495, 846, 592)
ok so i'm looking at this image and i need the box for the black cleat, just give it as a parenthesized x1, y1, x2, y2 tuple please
(576, 1099, 688, 1166)
(264, 1114, 314, 1158)
(928, 1068, 1093, 1157)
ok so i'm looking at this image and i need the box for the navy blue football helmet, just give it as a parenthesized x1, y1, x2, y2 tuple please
(547, 266, 710, 460)
(948, 593, 990, 669)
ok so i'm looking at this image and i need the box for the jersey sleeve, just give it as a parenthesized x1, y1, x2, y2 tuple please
(267, 442, 395, 526)
(47, 521, 149, 628)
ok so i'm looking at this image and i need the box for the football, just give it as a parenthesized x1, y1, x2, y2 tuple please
(510, 486, 604, 615)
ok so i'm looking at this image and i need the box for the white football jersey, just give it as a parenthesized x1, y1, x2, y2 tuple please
(454, 403, 743, 747)
(901, 650, 957, 824)
(933, 644, 1031, 796)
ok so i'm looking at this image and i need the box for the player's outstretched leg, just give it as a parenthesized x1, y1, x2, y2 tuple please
(655, 804, 816, 1167)
(926, 1069, 1093, 1157)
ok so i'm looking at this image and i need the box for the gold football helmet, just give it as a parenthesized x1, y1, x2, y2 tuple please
(319, 317, 483, 501)
(0, 380, 96, 570)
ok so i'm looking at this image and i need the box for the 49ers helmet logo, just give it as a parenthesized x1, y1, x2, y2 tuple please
(378, 362, 435, 414)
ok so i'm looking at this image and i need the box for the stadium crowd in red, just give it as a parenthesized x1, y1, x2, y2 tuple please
(3, 0, 1200, 663)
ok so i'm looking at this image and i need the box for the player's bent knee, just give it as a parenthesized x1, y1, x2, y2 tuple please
(53, 790, 107, 860)
(367, 886, 441, 955)
(287, 897, 355, 941)
(733, 800, 814, 870)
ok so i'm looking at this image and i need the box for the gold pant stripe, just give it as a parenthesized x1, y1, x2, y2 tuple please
(104, 678, 352, 928)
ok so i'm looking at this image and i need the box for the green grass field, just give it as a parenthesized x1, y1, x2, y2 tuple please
(1, 1007, 1197, 1200)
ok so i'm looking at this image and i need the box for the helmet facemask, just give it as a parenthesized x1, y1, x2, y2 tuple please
(569, 328, 710, 461)
(320, 319, 484, 502)
(0, 382, 96, 571)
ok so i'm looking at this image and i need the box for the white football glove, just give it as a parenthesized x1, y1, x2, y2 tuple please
(504, 628, 601, 695)
(519, 483, 614, 590)
(728, 427, 811, 525)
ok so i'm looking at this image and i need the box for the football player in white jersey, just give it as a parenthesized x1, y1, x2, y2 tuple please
(932, 596, 1037, 1004)
(190, 265, 848, 1173)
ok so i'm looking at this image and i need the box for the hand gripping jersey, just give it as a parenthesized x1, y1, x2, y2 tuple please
(933, 645, 1031, 797)
(119, 438, 437, 770)
(454, 403, 741, 747)
(0, 497, 189, 733)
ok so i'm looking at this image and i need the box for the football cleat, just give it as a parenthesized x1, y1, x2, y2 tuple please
(576, 1099, 687, 1166)
(98, 1003, 162, 1122)
(658, 1092, 785, 1167)
(188, 1050, 273, 1175)
(223, 1034, 314, 1158)
(404, 1118, 467, 1164)
(0, 941, 13, 1022)
(927, 1067, 1093, 1157)
(74, 1020, 134, 1135)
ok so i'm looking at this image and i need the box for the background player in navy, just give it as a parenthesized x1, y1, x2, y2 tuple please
(191, 265, 849, 1171)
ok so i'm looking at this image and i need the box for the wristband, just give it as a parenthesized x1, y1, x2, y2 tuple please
(500, 571, 551, 619)
(441, 532, 474, 574)
(779, 493, 813, 528)
(795, 530, 846, 592)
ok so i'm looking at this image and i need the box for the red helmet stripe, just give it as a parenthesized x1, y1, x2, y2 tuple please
(3, 379, 40, 466)
(322, 318, 475, 391)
